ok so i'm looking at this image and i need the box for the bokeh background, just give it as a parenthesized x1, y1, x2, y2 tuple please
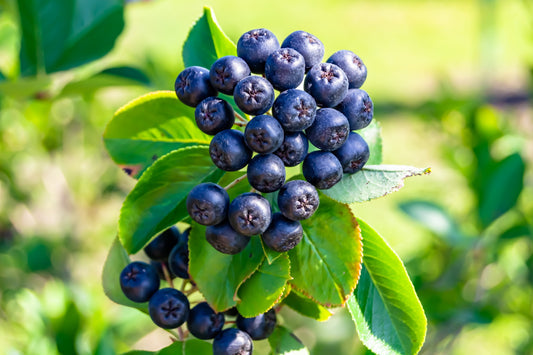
(0, 0, 532, 354)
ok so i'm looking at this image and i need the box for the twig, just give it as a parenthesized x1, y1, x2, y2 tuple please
(161, 262, 174, 289)
(224, 174, 247, 191)
(234, 111, 249, 122)
(233, 121, 247, 127)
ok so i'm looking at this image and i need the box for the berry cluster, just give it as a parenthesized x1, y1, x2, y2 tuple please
(119, 226, 276, 355)
(176, 28, 373, 256)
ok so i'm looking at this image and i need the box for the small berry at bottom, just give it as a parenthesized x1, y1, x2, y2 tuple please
(236, 308, 277, 340)
(277, 180, 319, 220)
(120, 261, 160, 303)
(213, 328, 253, 355)
(302, 151, 343, 190)
(333, 131, 370, 173)
(148, 288, 190, 329)
(206, 221, 250, 255)
(262, 212, 303, 252)
(187, 302, 225, 340)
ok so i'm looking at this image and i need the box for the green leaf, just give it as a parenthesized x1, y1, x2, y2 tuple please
(102, 237, 148, 313)
(347, 219, 426, 355)
(323, 165, 431, 204)
(478, 153, 525, 227)
(399, 200, 465, 244)
(60, 67, 150, 96)
(101, 66, 151, 85)
(104, 91, 211, 179)
(17, 0, 124, 75)
(288, 194, 362, 307)
(237, 254, 291, 317)
(260, 237, 284, 264)
(282, 289, 332, 321)
(118, 146, 224, 254)
(188, 223, 264, 312)
(359, 120, 383, 165)
(121, 339, 211, 355)
(268, 326, 310, 355)
(182, 6, 236, 69)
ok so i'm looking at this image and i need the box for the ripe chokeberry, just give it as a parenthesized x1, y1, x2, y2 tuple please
(335, 88, 373, 131)
(261, 212, 303, 252)
(237, 28, 280, 74)
(305, 108, 350, 151)
(209, 129, 253, 171)
(236, 308, 277, 340)
(213, 328, 253, 355)
(277, 180, 319, 221)
(333, 131, 370, 174)
(120, 261, 160, 303)
(326, 50, 367, 89)
(195, 97, 235, 135)
(143, 226, 180, 262)
(186, 182, 229, 226)
(304, 62, 348, 107)
(205, 221, 250, 255)
(274, 131, 309, 167)
(234, 76, 275, 115)
(272, 89, 316, 132)
(265, 47, 305, 91)
(302, 151, 343, 190)
(281, 30, 324, 71)
(174, 66, 217, 107)
(209, 56, 251, 95)
(168, 241, 189, 279)
(244, 114, 284, 154)
(187, 302, 225, 340)
(246, 154, 286, 193)
(228, 193, 272, 236)
(148, 288, 190, 329)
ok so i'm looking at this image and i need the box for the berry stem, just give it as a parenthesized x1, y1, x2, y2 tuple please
(224, 174, 247, 191)
(234, 111, 249, 123)
(184, 285, 198, 296)
(177, 327, 186, 341)
(161, 262, 174, 289)
(180, 279, 189, 292)
(233, 121, 247, 127)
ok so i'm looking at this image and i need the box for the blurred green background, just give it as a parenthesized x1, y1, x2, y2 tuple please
(0, 0, 531, 354)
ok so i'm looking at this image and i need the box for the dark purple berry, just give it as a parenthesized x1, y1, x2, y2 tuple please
(213, 328, 253, 355)
(228, 193, 272, 236)
(304, 63, 348, 107)
(149, 288, 190, 329)
(237, 28, 280, 74)
(274, 131, 309, 167)
(168, 242, 189, 279)
(305, 108, 349, 151)
(143, 226, 180, 261)
(278, 180, 319, 220)
(265, 48, 305, 91)
(247, 154, 286, 193)
(327, 50, 367, 89)
(244, 114, 284, 154)
(209, 129, 253, 171)
(234, 76, 275, 115)
(186, 183, 229, 226)
(223, 307, 239, 317)
(206, 221, 250, 255)
(262, 212, 303, 252)
(281, 30, 324, 71)
(174, 66, 217, 107)
(187, 302, 225, 340)
(120, 261, 160, 303)
(272, 89, 316, 132)
(335, 89, 373, 130)
(236, 308, 277, 340)
(333, 131, 370, 173)
(195, 97, 235, 135)
(209, 56, 251, 95)
(302, 151, 343, 190)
